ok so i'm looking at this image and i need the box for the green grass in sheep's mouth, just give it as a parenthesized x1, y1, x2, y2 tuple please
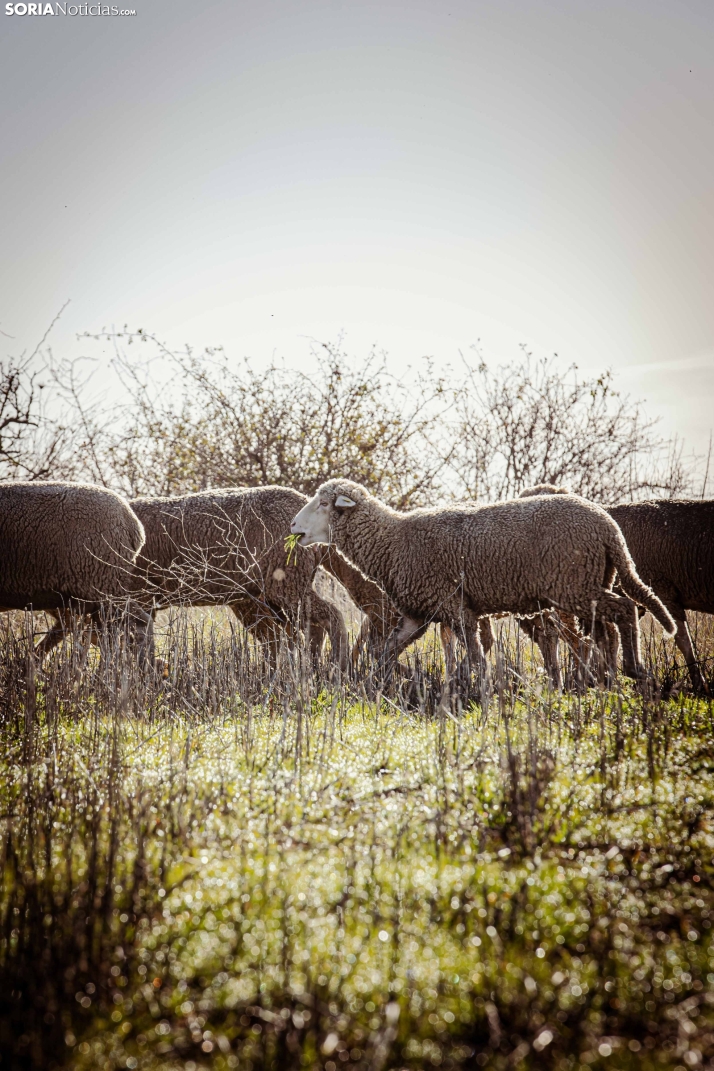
(284, 531, 302, 565)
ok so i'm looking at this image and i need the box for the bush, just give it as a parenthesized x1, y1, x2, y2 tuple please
(8, 327, 705, 504)
(446, 349, 694, 504)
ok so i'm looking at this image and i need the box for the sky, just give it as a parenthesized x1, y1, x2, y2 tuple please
(1, 0, 713, 456)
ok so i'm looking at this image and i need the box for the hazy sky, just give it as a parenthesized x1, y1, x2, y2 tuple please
(1, 0, 713, 453)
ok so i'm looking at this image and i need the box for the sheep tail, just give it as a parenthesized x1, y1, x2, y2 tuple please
(607, 529, 676, 636)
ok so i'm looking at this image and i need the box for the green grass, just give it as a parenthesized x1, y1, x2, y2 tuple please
(284, 534, 302, 567)
(2, 619, 714, 1070)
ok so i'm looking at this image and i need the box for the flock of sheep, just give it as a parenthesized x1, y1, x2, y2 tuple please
(0, 477, 712, 693)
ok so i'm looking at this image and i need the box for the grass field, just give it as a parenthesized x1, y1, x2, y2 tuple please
(2, 612, 714, 1071)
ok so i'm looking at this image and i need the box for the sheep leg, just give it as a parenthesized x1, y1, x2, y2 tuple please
(35, 625, 67, 658)
(35, 611, 72, 659)
(516, 615, 537, 645)
(574, 612, 617, 688)
(478, 617, 495, 655)
(230, 600, 285, 667)
(559, 610, 609, 688)
(253, 620, 284, 668)
(557, 611, 587, 657)
(536, 614, 562, 690)
(89, 605, 122, 666)
(535, 609, 614, 690)
(93, 601, 153, 668)
(593, 592, 645, 679)
(127, 604, 156, 671)
(440, 619, 491, 685)
(309, 621, 327, 658)
(351, 606, 396, 667)
(463, 621, 487, 682)
(35, 610, 93, 660)
(90, 603, 155, 671)
(589, 619, 608, 685)
(379, 616, 429, 679)
(671, 610, 708, 694)
(440, 608, 486, 686)
(591, 619, 619, 686)
(517, 613, 562, 689)
(306, 592, 349, 672)
(351, 616, 373, 667)
(440, 623, 458, 676)
(140, 610, 166, 677)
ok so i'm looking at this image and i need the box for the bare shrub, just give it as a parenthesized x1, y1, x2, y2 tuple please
(56, 331, 452, 507)
(446, 348, 694, 503)
(0, 352, 70, 481)
(34, 329, 700, 506)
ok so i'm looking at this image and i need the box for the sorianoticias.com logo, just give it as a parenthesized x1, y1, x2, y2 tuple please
(5, 3, 136, 13)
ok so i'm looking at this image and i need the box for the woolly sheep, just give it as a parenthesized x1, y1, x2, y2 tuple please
(520, 486, 714, 691)
(290, 479, 676, 679)
(129, 487, 348, 669)
(0, 481, 148, 657)
(607, 499, 714, 693)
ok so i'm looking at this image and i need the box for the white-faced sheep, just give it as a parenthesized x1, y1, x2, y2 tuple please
(0, 481, 148, 658)
(130, 487, 348, 669)
(290, 479, 675, 679)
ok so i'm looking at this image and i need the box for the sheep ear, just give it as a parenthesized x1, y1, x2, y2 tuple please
(335, 494, 356, 509)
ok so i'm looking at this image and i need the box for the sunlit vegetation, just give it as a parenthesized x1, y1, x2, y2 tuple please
(2, 614, 714, 1070)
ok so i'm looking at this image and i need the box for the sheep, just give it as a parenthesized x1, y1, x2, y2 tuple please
(129, 487, 348, 669)
(519, 486, 714, 691)
(0, 481, 148, 658)
(607, 499, 714, 693)
(290, 479, 676, 681)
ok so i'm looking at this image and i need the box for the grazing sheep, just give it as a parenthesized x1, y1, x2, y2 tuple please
(290, 479, 675, 679)
(0, 481, 148, 657)
(130, 487, 348, 669)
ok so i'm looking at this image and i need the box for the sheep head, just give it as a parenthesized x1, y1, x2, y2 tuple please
(290, 479, 367, 547)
